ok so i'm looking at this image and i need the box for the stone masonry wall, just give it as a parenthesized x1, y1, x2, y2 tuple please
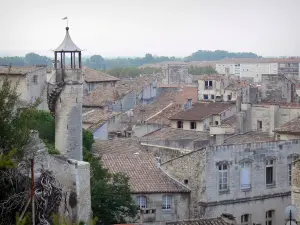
(161, 149, 206, 219)
(55, 81, 83, 161)
(292, 159, 300, 222)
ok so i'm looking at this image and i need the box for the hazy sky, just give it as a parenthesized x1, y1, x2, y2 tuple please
(1, 0, 300, 57)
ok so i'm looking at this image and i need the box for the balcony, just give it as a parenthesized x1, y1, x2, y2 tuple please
(140, 208, 156, 223)
(204, 86, 213, 90)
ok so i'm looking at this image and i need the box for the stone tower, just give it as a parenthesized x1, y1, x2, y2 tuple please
(48, 26, 83, 160)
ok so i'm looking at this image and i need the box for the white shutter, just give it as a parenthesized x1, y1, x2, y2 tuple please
(240, 167, 251, 189)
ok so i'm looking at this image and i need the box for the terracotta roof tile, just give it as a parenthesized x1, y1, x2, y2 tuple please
(222, 115, 236, 129)
(142, 127, 210, 141)
(82, 67, 119, 82)
(92, 138, 147, 156)
(169, 102, 234, 121)
(83, 73, 163, 107)
(83, 109, 120, 124)
(166, 217, 234, 225)
(102, 152, 190, 193)
(0, 66, 46, 75)
(194, 74, 227, 81)
(223, 131, 274, 145)
(121, 88, 197, 125)
(274, 117, 300, 134)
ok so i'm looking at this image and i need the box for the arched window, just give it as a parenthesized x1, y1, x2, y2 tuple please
(136, 195, 147, 209)
(162, 195, 172, 210)
(265, 210, 275, 225)
(240, 161, 251, 190)
(241, 214, 251, 225)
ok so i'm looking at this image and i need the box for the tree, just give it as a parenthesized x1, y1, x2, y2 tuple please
(84, 149, 138, 225)
(25, 53, 51, 66)
(89, 55, 105, 69)
(189, 65, 217, 75)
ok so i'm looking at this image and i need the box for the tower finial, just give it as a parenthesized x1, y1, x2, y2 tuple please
(62, 16, 68, 27)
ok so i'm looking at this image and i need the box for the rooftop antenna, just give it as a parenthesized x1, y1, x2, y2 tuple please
(62, 16, 68, 27)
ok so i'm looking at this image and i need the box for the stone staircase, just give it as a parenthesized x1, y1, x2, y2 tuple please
(47, 82, 64, 115)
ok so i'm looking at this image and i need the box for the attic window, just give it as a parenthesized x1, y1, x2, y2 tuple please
(184, 179, 188, 185)
(33, 75, 38, 84)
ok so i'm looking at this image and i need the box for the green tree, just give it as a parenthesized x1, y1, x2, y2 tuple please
(25, 52, 51, 66)
(189, 65, 217, 75)
(84, 150, 138, 225)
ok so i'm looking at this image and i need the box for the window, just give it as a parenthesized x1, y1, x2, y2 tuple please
(215, 121, 219, 125)
(265, 210, 274, 225)
(204, 80, 213, 89)
(218, 163, 228, 190)
(241, 214, 251, 225)
(288, 155, 299, 186)
(177, 121, 183, 129)
(227, 95, 232, 101)
(203, 94, 209, 100)
(190, 121, 197, 130)
(257, 120, 262, 130)
(88, 83, 94, 92)
(211, 94, 215, 99)
(240, 162, 251, 190)
(266, 159, 275, 186)
(33, 75, 38, 84)
(136, 196, 147, 209)
(162, 195, 172, 210)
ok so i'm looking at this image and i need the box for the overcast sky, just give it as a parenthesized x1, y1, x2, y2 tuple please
(0, 0, 299, 57)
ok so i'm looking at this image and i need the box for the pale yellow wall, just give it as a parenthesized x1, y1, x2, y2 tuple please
(198, 79, 223, 100)
(277, 133, 300, 141)
(82, 123, 91, 130)
(212, 115, 221, 125)
(0, 75, 27, 100)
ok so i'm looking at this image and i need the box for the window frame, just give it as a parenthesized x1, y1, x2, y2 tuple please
(265, 158, 276, 187)
(136, 195, 147, 209)
(241, 214, 251, 225)
(203, 94, 209, 100)
(265, 210, 274, 225)
(33, 75, 38, 84)
(177, 121, 183, 129)
(162, 195, 172, 210)
(190, 121, 197, 130)
(240, 161, 252, 190)
(218, 162, 229, 191)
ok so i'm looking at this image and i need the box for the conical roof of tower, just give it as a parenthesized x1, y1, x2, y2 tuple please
(54, 27, 82, 52)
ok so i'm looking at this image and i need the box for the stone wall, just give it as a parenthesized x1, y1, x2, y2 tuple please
(292, 159, 300, 222)
(161, 149, 207, 219)
(261, 74, 296, 103)
(163, 65, 192, 85)
(55, 80, 83, 161)
(204, 140, 300, 225)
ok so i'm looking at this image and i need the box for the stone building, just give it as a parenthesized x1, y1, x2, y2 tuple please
(261, 74, 297, 104)
(161, 139, 300, 225)
(82, 66, 119, 93)
(0, 65, 49, 110)
(46, 26, 91, 222)
(169, 102, 235, 132)
(196, 75, 230, 101)
(162, 64, 193, 85)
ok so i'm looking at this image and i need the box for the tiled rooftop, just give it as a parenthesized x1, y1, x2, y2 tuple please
(82, 67, 119, 82)
(166, 217, 234, 225)
(142, 127, 210, 141)
(102, 152, 190, 193)
(83, 109, 120, 124)
(274, 117, 300, 134)
(83, 73, 163, 107)
(169, 102, 234, 121)
(194, 74, 227, 81)
(223, 131, 274, 145)
(222, 115, 236, 129)
(121, 88, 197, 125)
(92, 138, 147, 156)
(0, 66, 46, 75)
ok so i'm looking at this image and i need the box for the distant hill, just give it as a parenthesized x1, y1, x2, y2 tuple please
(184, 50, 261, 62)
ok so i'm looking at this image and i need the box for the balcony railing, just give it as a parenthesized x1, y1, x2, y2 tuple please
(204, 86, 213, 90)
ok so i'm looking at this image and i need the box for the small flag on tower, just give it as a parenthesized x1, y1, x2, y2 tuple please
(62, 17, 68, 20)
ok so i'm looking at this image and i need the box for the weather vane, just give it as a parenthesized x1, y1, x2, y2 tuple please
(62, 16, 68, 27)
